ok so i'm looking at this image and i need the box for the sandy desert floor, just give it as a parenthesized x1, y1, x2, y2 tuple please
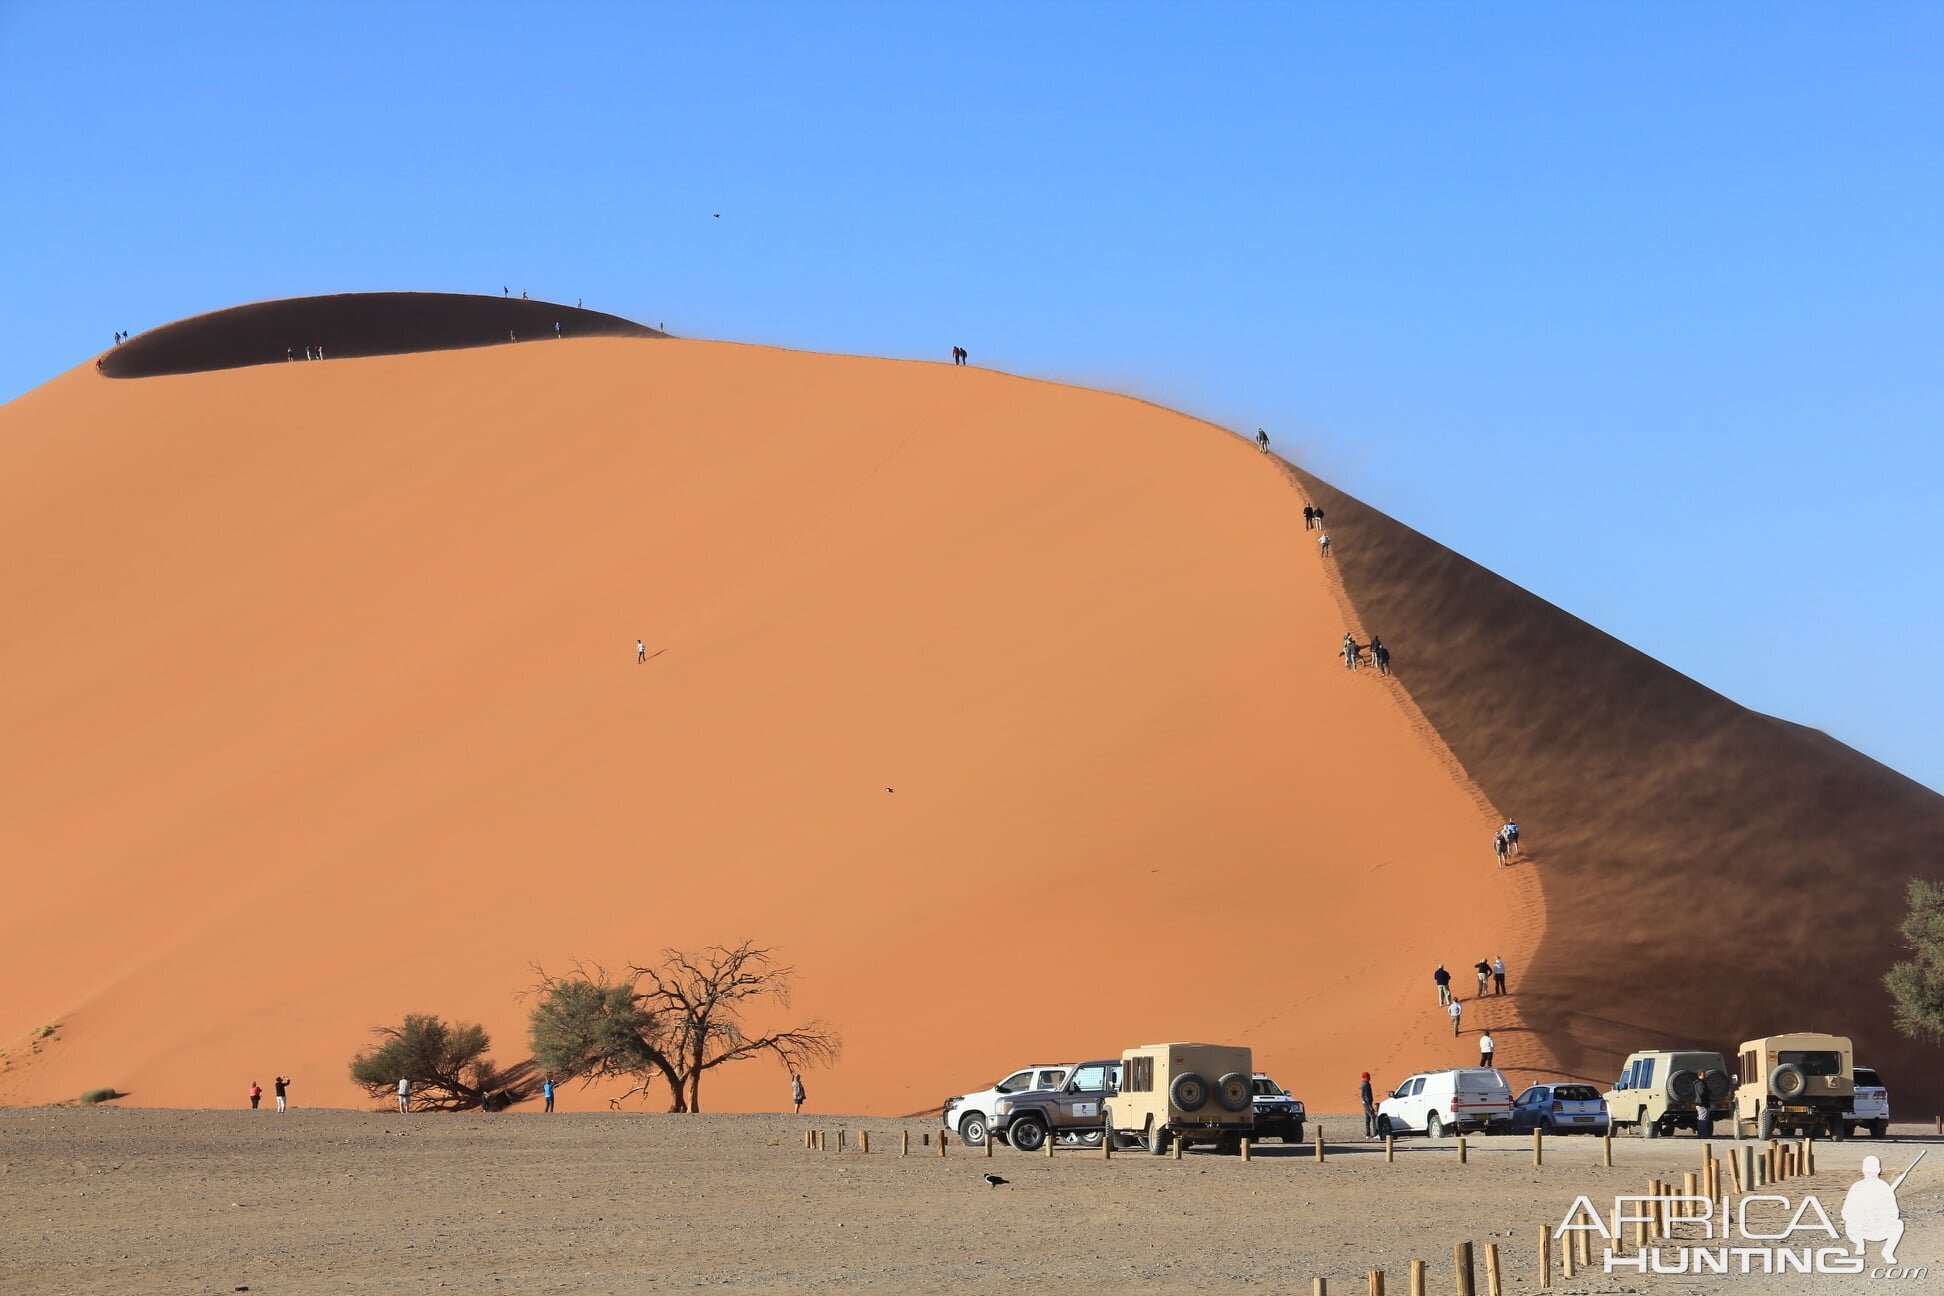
(3, 1108, 1937, 1294)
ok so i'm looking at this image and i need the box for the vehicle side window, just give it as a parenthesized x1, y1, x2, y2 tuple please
(997, 1071, 1032, 1094)
(1069, 1064, 1111, 1093)
(1780, 1051, 1842, 1077)
(1409, 1078, 1426, 1097)
(1639, 1058, 1655, 1088)
(1040, 1070, 1067, 1089)
(1514, 1088, 1536, 1106)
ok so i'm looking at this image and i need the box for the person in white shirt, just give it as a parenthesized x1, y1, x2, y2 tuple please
(397, 1076, 411, 1113)
(1479, 1032, 1495, 1068)
(1448, 999, 1463, 1036)
(1492, 956, 1507, 995)
(636, 639, 646, 664)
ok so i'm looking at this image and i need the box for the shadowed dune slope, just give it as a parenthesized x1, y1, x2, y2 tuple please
(99, 292, 662, 378)
(0, 337, 1531, 1114)
(1293, 468, 1944, 1111)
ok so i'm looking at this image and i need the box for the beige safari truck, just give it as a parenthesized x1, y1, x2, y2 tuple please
(1733, 1032, 1854, 1140)
(1104, 1042, 1254, 1155)
(1602, 1048, 1732, 1138)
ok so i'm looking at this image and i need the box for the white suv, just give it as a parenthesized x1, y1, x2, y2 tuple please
(1375, 1068, 1513, 1137)
(941, 1064, 1071, 1147)
(1845, 1067, 1890, 1139)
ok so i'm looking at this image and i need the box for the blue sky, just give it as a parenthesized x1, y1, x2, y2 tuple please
(4, 2, 1940, 791)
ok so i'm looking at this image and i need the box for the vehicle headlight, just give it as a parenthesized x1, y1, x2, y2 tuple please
(994, 1099, 1012, 1116)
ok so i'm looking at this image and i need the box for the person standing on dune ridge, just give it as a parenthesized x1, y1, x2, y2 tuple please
(274, 1075, 291, 1113)
(248, 1080, 262, 1110)
(1256, 428, 1270, 453)
(791, 1073, 806, 1114)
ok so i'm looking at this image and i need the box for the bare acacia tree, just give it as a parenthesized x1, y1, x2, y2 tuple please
(528, 944, 840, 1113)
(632, 942, 843, 1113)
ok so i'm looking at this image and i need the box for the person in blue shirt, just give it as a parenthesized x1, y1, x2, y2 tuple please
(543, 1077, 555, 1114)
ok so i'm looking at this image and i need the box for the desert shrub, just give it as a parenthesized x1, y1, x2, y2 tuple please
(80, 1088, 118, 1104)
(1887, 879, 1944, 1044)
(349, 1013, 499, 1111)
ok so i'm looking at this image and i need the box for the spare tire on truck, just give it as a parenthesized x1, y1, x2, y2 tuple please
(1216, 1073, 1252, 1113)
(1769, 1064, 1808, 1101)
(1171, 1072, 1208, 1112)
(1669, 1069, 1699, 1102)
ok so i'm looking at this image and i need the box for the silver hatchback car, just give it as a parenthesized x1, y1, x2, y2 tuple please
(1509, 1082, 1610, 1135)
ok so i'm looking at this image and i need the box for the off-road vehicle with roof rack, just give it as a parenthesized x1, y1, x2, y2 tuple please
(1733, 1032, 1854, 1140)
(1602, 1048, 1732, 1137)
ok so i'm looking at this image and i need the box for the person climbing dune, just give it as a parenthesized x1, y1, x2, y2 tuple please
(1256, 428, 1270, 453)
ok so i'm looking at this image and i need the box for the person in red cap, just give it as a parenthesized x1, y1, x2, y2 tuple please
(1360, 1072, 1376, 1139)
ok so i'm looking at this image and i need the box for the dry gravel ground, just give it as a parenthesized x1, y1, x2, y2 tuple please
(2, 1109, 1939, 1294)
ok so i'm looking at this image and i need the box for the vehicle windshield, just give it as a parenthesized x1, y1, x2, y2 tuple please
(1780, 1051, 1844, 1077)
(1554, 1085, 1600, 1101)
(1251, 1078, 1286, 1097)
(996, 1071, 1034, 1094)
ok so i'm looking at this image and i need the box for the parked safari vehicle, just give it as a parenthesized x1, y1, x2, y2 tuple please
(988, 1059, 1120, 1152)
(1603, 1049, 1731, 1138)
(1375, 1068, 1512, 1137)
(1845, 1067, 1890, 1139)
(1733, 1033, 1854, 1140)
(1251, 1074, 1306, 1143)
(1508, 1083, 1609, 1135)
(1105, 1042, 1254, 1155)
(941, 1063, 1071, 1147)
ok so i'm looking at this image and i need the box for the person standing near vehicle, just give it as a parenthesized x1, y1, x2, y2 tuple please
(1360, 1072, 1376, 1139)
(1694, 1071, 1716, 1138)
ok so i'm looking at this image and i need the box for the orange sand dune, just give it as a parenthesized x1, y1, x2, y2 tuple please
(1297, 470, 1944, 1110)
(0, 303, 1528, 1114)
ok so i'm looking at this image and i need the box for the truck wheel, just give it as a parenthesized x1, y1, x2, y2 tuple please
(1147, 1123, 1171, 1156)
(1872, 1120, 1888, 1139)
(1220, 1133, 1242, 1156)
(1215, 1073, 1252, 1113)
(1289, 1123, 1305, 1144)
(1078, 1129, 1104, 1147)
(1426, 1113, 1445, 1139)
(957, 1114, 988, 1147)
(1376, 1115, 1392, 1138)
(1758, 1109, 1775, 1139)
(1643, 1113, 1660, 1139)
(1769, 1064, 1808, 1101)
(1171, 1072, 1209, 1113)
(1008, 1115, 1047, 1152)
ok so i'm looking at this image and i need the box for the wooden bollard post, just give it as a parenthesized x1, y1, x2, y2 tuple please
(1683, 1171, 1699, 1221)
(1803, 1139, 1814, 1176)
(1602, 1133, 1613, 1167)
(1171, 1133, 1183, 1160)
(1484, 1242, 1502, 1296)
(1241, 1137, 1252, 1162)
(1610, 1203, 1625, 1254)
(860, 1130, 869, 1154)
(1409, 1259, 1427, 1296)
(1533, 1129, 1543, 1167)
(1316, 1130, 1327, 1162)
(1368, 1270, 1385, 1296)
(983, 1130, 992, 1159)
(1575, 1227, 1590, 1268)
(901, 1130, 909, 1156)
(1537, 1227, 1552, 1290)
(1045, 1136, 1053, 1159)
(836, 1130, 845, 1153)
(1102, 1131, 1112, 1160)
(1385, 1133, 1395, 1162)
(938, 1131, 947, 1157)
(1935, 1114, 1941, 1136)
(804, 1129, 813, 1149)
(1456, 1135, 1467, 1164)
(1562, 1232, 1576, 1279)
(1313, 1278, 1327, 1296)
(1646, 1180, 1662, 1237)
(1454, 1241, 1475, 1296)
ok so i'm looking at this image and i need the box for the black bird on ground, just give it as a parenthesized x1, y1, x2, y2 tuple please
(983, 1173, 1009, 1188)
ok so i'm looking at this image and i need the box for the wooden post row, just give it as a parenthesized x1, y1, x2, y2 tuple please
(1536, 1226, 1552, 1290)
(1483, 1243, 1502, 1296)
(1454, 1241, 1474, 1296)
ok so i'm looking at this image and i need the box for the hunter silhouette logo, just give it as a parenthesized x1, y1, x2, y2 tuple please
(1843, 1152, 1920, 1265)
(1556, 1149, 1927, 1278)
